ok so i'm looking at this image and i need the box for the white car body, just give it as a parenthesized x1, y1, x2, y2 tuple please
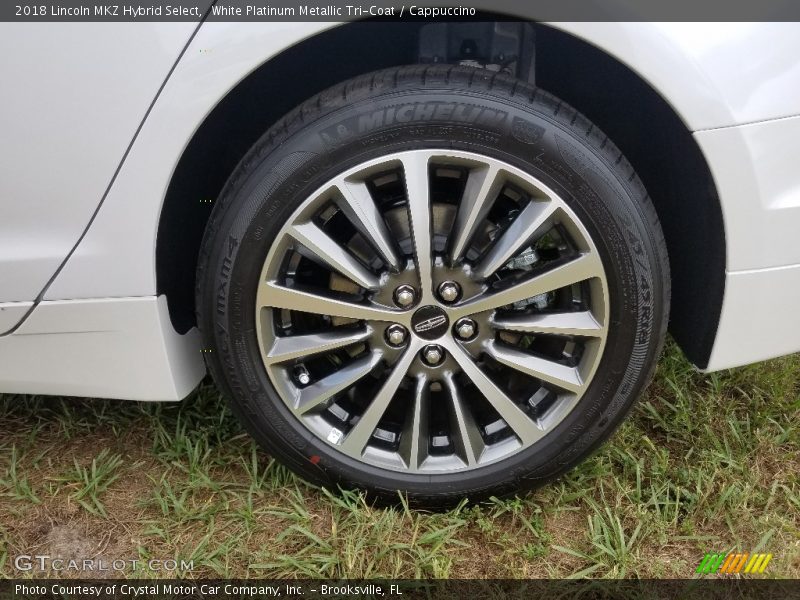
(1, 21, 799, 400)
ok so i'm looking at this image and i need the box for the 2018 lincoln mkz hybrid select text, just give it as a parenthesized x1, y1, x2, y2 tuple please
(1, 21, 798, 503)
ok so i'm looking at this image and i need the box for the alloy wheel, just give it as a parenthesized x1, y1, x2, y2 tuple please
(255, 149, 609, 473)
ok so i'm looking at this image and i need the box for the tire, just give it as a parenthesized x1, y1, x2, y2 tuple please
(196, 65, 670, 506)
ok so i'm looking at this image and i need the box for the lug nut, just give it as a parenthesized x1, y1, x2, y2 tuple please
(385, 324, 408, 347)
(455, 318, 477, 340)
(422, 344, 445, 366)
(438, 281, 460, 303)
(394, 284, 416, 308)
(294, 365, 311, 386)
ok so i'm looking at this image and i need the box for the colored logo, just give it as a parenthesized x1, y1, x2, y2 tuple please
(696, 552, 773, 575)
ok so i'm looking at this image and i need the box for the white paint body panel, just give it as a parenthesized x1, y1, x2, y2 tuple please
(46, 23, 332, 300)
(554, 23, 800, 130)
(708, 266, 800, 371)
(694, 116, 800, 271)
(694, 116, 800, 370)
(0, 297, 205, 400)
(0, 303, 33, 333)
(0, 23, 197, 311)
(1, 21, 799, 398)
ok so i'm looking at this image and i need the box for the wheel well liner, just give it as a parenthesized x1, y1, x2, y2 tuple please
(157, 20, 725, 368)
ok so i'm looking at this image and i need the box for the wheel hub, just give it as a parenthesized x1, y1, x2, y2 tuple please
(410, 305, 449, 340)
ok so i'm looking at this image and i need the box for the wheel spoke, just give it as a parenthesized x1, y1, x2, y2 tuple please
(445, 341, 545, 445)
(443, 372, 486, 467)
(400, 152, 434, 302)
(450, 253, 603, 320)
(339, 339, 423, 456)
(265, 327, 373, 365)
(449, 164, 503, 263)
(295, 351, 384, 415)
(289, 222, 380, 290)
(485, 340, 584, 394)
(491, 311, 603, 338)
(398, 374, 430, 471)
(334, 179, 403, 272)
(258, 281, 408, 325)
(473, 200, 559, 280)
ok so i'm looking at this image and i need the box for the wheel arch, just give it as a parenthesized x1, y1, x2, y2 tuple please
(157, 20, 725, 368)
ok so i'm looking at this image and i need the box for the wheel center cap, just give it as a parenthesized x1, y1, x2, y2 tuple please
(411, 305, 450, 340)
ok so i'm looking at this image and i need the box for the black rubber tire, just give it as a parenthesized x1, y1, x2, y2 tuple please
(196, 65, 670, 507)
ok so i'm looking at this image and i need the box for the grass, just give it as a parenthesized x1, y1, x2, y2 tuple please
(0, 341, 798, 579)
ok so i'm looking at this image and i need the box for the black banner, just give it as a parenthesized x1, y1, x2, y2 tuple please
(4, 0, 800, 22)
(2, 580, 800, 600)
